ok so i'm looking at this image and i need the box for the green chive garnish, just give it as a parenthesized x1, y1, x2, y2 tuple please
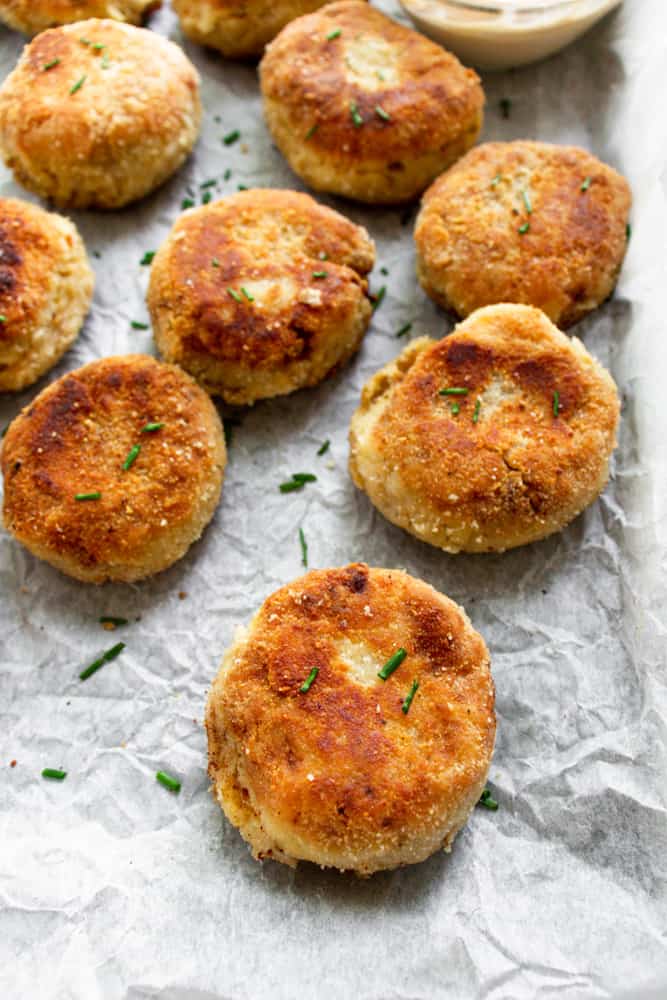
(490, 174, 502, 187)
(396, 322, 412, 338)
(75, 491, 101, 501)
(237, 184, 248, 191)
(181, 198, 195, 209)
(581, 176, 592, 191)
(279, 473, 317, 493)
(122, 444, 141, 471)
(141, 422, 163, 433)
(293, 473, 317, 483)
(378, 648, 407, 681)
(326, 28, 342, 40)
(224, 168, 232, 180)
(42, 768, 67, 780)
(401, 679, 419, 714)
(227, 288, 242, 302)
(223, 129, 240, 145)
(156, 771, 181, 793)
(372, 286, 386, 311)
(518, 222, 530, 235)
(140, 251, 155, 266)
(439, 387, 469, 396)
(211, 259, 220, 268)
(451, 402, 460, 416)
(201, 191, 212, 205)
(626, 222, 632, 240)
(70, 75, 86, 95)
(0, 314, 6, 323)
(131, 320, 149, 330)
(42, 58, 60, 71)
(473, 399, 481, 424)
(380, 267, 389, 276)
(200, 179, 216, 189)
(375, 105, 391, 122)
(92, 42, 105, 52)
(99, 616, 128, 626)
(317, 439, 330, 456)
(299, 527, 308, 567)
(305, 123, 319, 140)
(79, 641, 125, 681)
(350, 101, 363, 128)
(478, 788, 498, 810)
(241, 287, 254, 301)
(499, 97, 512, 119)
(553, 390, 560, 416)
(300, 667, 319, 693)
(522, 190, 532, 214)
(312, 270, 327, 279)
(79, 37, 92, 45)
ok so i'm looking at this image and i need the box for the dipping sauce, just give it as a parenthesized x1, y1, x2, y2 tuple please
(398, 0, 623, 70)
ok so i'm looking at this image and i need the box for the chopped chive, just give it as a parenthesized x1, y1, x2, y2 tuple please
(439, 387, 469, 396)
(181, 197, 195, 209)
(312, 270, 327, 279)
(490, 173, 502, 187)
(140, 251, 155, 266)
(279, 473, 317, 492)
(349, 101, 363, 128)
(237, 184, 248, 191)
(99, 616, 128, 626)
(371, 285, 386, 311)
(131, 320, 149, 330)
(223, 129, 240, 145)
(521, 189, 532, 214)
(299, 527, 308, 567)
(223, 168, 232, 180)
(122, 444, 141, 471)
(241, 287, 254, 301)
(79, 37, 91, 45)
(292, 473, 317, 483)
(300, 666, 319, 693)
(200, 179, 217, 189)
(499, 97, 512, 119)
(378, 648, 407, 681)
(212, 258, 220, 268)
(401, 679, 419, 714)
(380, 267, 389, 276)
(75, 491, 101, 501)
(626, 222, 632, 240)
(553, 390, 560, 416)
(318, 251, 328, 261)
(305, 123, 319, 140)
(227, 287, 242, 302)
(375, 105, 391, 122)
(92, 42, 106, 51)
(317, 439, 330, 456)
(156, 771, 181, 793)
(473, 399, 481, 424)
(201, 191, 212, 205)
(42, 58, 60, 71)
(581, 176, 592, 191)
(518, 222, 530, 235)
(79, 641, 125, 681)
(0, 314, 6, 322)
(451, 402, 460, 416)
(42, 768, 67, 780)
(478, 788, 498, 810)
(141, 422, 164, 433)
(280, 481, 304, 493)
(70, 75, 86, 95)
(396, 322, 412, 338)
(326, 28, 342, 40)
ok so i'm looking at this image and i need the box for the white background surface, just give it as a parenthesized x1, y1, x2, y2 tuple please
(1, 2, 666, 998)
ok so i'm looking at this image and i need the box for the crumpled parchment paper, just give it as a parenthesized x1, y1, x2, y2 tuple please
(1, 1, 666, 997)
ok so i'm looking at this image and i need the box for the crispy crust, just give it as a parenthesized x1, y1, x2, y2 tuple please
(415, 141, 632, 328)
(148, 189, 375, 405)
(0, 19, 201, 209)
(0, 1, 160, 34)
(259, 1, 484, 204)
(349, 304, 620, 553)
(173, 0, 332, 59)
(1, 354, 226, 582)
(206, 564, 495, 874)
(0, 197, 94, 392)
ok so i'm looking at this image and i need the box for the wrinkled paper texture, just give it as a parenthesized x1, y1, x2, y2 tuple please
(1, 1, 666, 997)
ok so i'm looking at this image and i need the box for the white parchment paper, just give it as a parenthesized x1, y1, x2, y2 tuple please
(1, 2, 666, 997)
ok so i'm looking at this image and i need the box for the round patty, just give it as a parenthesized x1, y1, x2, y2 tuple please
(206, 563, 495, 874)
(415, 141, 632, 328)
(0, 1, 160, 35)
(148, 188, 375, 406)
(0, 19, 201, 209)
(349, 304, 620, 553)
(259, 0, 484, 204)
(0, 196, 94, 392)
(2, 354, 226, 583)
(173, 0, 333, 59)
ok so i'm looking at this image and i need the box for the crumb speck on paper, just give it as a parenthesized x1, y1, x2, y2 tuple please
(179, 591, 187, 600)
